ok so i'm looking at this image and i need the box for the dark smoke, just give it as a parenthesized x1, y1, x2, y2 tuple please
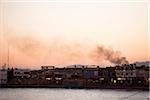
(4, 32, 129, 65)
(94, 46, 128, 64)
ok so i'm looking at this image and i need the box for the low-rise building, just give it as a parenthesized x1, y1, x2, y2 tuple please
(115, 64, 149, 85)
(13, 68, 30, 78)
(115, 65, 136, 78)
(115, 64, 137, 84)
(41, 66, 55, 70)
(84, 68, 98, 79)
(0, 69, 7, 84)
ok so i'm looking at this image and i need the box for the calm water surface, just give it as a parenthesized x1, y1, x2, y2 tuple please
(0, 88, 149, 100)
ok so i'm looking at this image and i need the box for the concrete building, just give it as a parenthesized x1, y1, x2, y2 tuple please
(115, 64, 137, 84)
(66, 64, 84, 68)
(13, 68, 30, 78)
(0, 69, 7, 84)
(135, 66, 149, 85)
(105, 67, 116, 84)
(115, 65, 136, 78)
(84, 68, 98, 79)
(41, 66, 55, 70)
(115, 64, 149, 85)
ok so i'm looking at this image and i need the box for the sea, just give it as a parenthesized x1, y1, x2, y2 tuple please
(0, 88, 149, 100)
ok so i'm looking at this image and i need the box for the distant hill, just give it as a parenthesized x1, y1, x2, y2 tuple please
(134, 61, 150, 67)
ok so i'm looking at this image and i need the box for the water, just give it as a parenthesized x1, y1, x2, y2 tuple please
(0, 88, 149, 100)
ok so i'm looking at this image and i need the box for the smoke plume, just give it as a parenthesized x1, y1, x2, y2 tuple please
(4, 33, 129, 66)
(93, 45, 128, 64)
(6, 34, 45, 57)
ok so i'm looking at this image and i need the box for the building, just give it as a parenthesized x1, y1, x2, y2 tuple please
(13, 68, 30, 78)
(105, 67, 116, 84)
(135, 66, 149, 85)
(0, 69, 7, 84)
(115, 64, 149, 85)
(134, 61, 149, 67)
(115, 64, 137, 84)
(116, 64, 136, 78)
(41, 66, 55, 70)
(84, 68, 98, 79)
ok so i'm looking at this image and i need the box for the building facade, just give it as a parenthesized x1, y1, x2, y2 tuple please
(0, 69, 7, 84)
(115, 64, 149, 85)
(13, 68, 30, 78)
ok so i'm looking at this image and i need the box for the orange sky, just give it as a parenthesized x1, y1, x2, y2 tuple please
(0, 0, 149, 68)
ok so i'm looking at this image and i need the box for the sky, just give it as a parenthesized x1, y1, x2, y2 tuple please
(0, 0, 149, 68)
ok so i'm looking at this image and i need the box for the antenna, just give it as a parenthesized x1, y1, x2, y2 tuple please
(7, 43, 9, 67)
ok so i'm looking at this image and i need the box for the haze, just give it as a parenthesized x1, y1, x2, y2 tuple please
(0, 0, 149, 68)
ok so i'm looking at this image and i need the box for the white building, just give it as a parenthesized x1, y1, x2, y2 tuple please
(0, 69, 7, 84)
(115, 64, 136, 78)
(13, 68, 30, 78)
(115, 64, 149, 84)
(41, 66, 55, 70)
(66, 64, 84, 68)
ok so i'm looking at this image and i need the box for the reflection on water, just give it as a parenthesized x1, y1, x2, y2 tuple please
(0, 88, 149, 100)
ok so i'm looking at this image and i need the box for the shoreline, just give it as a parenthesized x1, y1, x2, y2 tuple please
(0, 85, 149, 91)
